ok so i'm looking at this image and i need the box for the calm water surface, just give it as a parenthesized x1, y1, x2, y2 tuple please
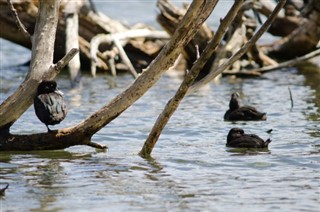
(1, 1, 320, 212)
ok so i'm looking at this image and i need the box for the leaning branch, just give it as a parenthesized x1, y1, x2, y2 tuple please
(139, 0, 244, 158)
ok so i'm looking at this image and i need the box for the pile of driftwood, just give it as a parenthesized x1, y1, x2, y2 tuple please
(1, 0, 319, 82)
(0, 0, 319, 155)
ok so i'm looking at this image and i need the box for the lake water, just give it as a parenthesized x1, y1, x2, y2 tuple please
(1, 1, 319, 212)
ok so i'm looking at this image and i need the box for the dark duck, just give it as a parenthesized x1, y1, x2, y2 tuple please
(227, 128, 271, 148)
(224, 92, 266, 121)
(34, 80, 67, 132)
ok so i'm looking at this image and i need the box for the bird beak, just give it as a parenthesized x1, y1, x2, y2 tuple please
(55, 89, 64, 96)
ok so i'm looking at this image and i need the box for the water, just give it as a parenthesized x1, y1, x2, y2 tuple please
(1, 1, 320, 212)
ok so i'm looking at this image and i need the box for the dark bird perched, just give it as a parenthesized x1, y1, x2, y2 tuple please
(34, 80, 67, 132)
(224, 92, 267, 121)
(227, 128, 271, 148)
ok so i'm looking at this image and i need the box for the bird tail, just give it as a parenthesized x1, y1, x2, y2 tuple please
(264, 138, 272, 147)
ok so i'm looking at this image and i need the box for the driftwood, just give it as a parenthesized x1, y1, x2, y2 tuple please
(158, 0, 319, 79)
(90, 29, 169, 78)
(0, 0, 218, 151)
(263, 0, 320, 59)
(0, 0, 167, 77)
(64, 1, 82, 87)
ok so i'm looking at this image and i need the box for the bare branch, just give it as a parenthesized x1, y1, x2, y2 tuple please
(53, 48, 80, 75)
(7, 0, 31, 39)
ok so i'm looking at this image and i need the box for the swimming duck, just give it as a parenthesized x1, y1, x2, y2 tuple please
(34, 80, 67, 132)
(224, 92, 266, 121)
(227, 128, 271, 148)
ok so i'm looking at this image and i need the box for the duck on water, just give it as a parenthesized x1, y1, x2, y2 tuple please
(227, 128, 271, 148)
(224, 92, 267, 121)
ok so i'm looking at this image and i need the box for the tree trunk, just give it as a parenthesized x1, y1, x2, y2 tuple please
(0, 0, 61, 133)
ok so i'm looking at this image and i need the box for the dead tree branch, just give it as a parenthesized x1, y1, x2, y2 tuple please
(139, 0, 245, 158)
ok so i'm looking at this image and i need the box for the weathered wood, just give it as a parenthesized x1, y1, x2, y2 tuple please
(64, 1, 82, 87)
(90, 29, 169, 77)
(0, 0, 217, 151)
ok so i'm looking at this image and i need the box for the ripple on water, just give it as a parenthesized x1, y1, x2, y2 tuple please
(1, 41, 320, 212)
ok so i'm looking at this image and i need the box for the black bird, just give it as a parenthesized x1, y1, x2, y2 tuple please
(227, 128, 271, 148)
(224, 92, 267, 121)
(34, 80, 67, 132)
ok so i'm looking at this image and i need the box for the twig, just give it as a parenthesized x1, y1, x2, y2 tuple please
(7, 0, 31, 39)
(53, 48, 79, 74)
(139, 0, 244, 158)
(288, 86, 294, 108)
(190, 0, 287, 92)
